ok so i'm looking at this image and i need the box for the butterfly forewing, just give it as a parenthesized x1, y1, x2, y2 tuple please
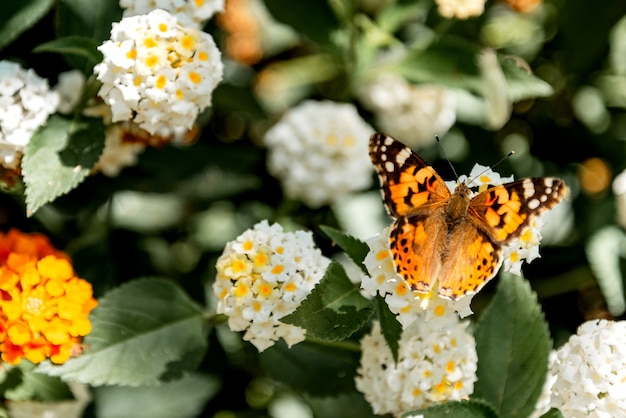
(369, 133, 450, 218)
(469, 178, 569, 243)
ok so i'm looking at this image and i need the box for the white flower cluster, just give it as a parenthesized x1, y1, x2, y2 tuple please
(355, 318, 477, 416)
(0, 61, 59, 169)
(94, 9, 223, 136)
(435, 0, 487, 19)
(549, 319, 626, 417)
(120, 0, 224, 28)
(213, 220, 330, 352)
(362, 228, 474, 320)
(358, 75, 456, 149)
(264, 100, 375, 208)
(92, 123, 147, 177)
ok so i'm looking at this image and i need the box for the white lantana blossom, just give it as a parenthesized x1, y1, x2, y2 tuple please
(55, 69, 85, 114)
(358, 75, 456, 149)
(94, 9, 223, 136)
(264, 100, 375, 208)
(0, 61, 59, 169)
(120, 0, 224, 28)
(355, 318, 477, 416)
(436, 0, 487, 19)
(549, 319, 626, 417)
(92, 123, 147, 177)
(213, 220, 330, 352)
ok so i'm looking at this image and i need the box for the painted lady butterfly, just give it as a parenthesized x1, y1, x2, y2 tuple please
(369, 133, 569, 300)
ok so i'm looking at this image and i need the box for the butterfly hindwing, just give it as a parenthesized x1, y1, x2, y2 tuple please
(369, 133, 450, 218)
(390, 214, 446, 294)
(438, 225, 502, 300)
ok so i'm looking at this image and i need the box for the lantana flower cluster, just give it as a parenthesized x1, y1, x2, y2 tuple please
(549, 319, 626, 417)
(264, 100, 375, 208)
(213, 220, 330, 351)
(0, 229, 98, 365)
(0, 61, 60, 170)
(355, 315, 477, 416)
(358, 74, 457, 149)
(94, 9, 223, 136)
(120, 0, 225, 28)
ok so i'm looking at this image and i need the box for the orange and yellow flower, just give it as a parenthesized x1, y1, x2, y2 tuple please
(0, 229, 97, 365)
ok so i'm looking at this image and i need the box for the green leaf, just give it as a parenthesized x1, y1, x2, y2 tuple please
(397, 38, 482, 92)
(375, 295, 401, 363)
(281, 261, 374, 341)
(473, 273, 551, 418)
(407, 399, 500, 418)
(33, 36, 103, 71)
(0, 367, 23, 396)
(264, 0, 340, 45)
(22, 115, 105, 216)
(57, 0, 121, 43)
(6, 365, 72, 402)
(260, 340, 360, 396)
(609, 14, 626, 74)
(501, 57, 554, 101)
(377, 2, 429, 33)
(306, 392, 376, 418)
(396, 38, 552, 101)
(585, 226, 626, 316)
(320, 225, 370, 272)
(94, 374, 220, 418)
(540, 408, 565, 418)
(36, 279, 207, 387)
(57, 0, 121, 70)
(0, 0, 55, 52)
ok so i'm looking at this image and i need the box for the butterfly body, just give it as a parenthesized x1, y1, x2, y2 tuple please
(370, 133, 569, 300)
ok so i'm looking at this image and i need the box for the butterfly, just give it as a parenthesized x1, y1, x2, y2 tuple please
(369, 133, 569, 300)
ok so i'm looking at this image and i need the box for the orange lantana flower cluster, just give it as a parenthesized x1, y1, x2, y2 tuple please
(0, 229, 98, 365)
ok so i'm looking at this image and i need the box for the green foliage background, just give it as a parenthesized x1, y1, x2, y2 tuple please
(1, 0, 625, 417)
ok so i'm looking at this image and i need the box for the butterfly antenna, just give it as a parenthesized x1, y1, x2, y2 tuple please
(435, 135, 459, 180)
(466, 150, 516, 187)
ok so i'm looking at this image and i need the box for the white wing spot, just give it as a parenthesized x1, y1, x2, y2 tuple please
(396, 148, 411, 165)
(523, 179, 535, 199)
(540, 194, 547, 202)
(384, 161, 395, 172)
(528, 198, 540, 210)
(544, 178, 554, 188)
(383, 136, 394, 146)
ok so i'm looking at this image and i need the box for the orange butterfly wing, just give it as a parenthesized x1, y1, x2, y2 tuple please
(369, 133, 451, 294)
(438, 178, 569, 300)
(369, 133, 450, 217)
